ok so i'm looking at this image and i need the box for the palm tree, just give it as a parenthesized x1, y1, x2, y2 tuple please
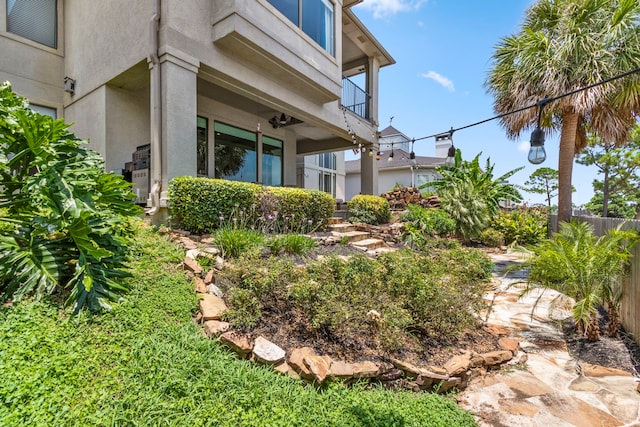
(523, 220, 639, 341)
(486, 0, 640, 223)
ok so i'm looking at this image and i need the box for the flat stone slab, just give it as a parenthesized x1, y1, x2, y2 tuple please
(199, 294, 227, 320)
(203, 320, 230, 337)
(252, 336, 285, 365)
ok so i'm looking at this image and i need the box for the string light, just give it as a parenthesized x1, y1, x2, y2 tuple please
(404, 67, 640, 161)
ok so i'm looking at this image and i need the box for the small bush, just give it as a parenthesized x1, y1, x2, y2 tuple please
(214, 228, 264, 258)
(479, 228, 505, 247)
(348, 195, 391, 225)
(491, 207, 548, 246)
(267, 234, 317, 255)
(402, 205, 456, 249)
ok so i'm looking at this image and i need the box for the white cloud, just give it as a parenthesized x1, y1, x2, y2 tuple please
(355, 0, 427, 19)
(517, 140, 530, 153)
(421, 71, 455, 92)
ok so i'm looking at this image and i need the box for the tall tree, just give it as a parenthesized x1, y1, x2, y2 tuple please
(523, 167, 559, 207)
(576, 128, 640, 217)
(486, 0, 640, 223)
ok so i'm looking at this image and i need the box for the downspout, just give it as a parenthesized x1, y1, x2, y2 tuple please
(147, 0, 162, 216)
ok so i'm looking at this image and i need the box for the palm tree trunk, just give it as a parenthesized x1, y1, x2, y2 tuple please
(607, 306, 621, 337)
(586, 316, 600, 342)
(557, 112, 579, 223)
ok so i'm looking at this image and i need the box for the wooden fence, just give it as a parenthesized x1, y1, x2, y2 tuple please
(549, 215, 640, 342)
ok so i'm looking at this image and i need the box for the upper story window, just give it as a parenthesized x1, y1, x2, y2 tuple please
(6, 0, 57, 48)
(267, 0, 334, 56)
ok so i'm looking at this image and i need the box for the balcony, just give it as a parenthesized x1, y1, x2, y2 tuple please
(212, 0, 342, 103)
(342, 76, 369, 120)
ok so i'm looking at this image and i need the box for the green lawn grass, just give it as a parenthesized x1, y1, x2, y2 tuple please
(0, 225, 477, 427)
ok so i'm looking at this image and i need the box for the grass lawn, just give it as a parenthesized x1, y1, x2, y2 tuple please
(0, 225, 477, 427)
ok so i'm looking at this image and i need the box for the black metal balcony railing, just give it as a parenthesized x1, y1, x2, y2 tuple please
(342, 76, 370, 120)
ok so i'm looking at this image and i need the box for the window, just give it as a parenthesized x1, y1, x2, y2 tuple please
(262, 136, 283, 186)
(29, 103, 56, 118)
(318, 152, 336, 170)
(214, 122, 257, 182)
(196, 116, 208, 177)
(7, 0, 57, 48)
(267, 0, 334, 55)
(212, 122, 283, 185)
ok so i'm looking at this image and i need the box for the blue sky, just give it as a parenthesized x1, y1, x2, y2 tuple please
(347, 0, 598, 206)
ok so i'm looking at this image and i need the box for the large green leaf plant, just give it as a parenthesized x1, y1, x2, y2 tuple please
(0, 82, 141, 312)
(429, 149, 523, 240)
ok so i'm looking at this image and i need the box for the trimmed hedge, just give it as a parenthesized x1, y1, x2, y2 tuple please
(168, 177, 335, 234)
(348, 195, 391, 225)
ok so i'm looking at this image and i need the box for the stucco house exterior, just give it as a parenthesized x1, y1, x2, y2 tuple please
(345, 125, 450, 200)
(1, 0, 393, 221)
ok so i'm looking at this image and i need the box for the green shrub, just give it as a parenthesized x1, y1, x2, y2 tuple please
(491, 207, 548, 246)
(402, 205, 456, 248)
(267, 234, 317, 255)
(214, 228, 264, 258)
(479, 228, 505, 247)
(220, 247, 492, 350)
(168, 177, 334, 234)
(348, 195, 391, 225)
(0, 82, 141, 312)
(168, 177, 261, 234)
(0, 208, 14, 234)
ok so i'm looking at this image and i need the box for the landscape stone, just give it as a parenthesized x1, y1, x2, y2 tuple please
(288, 347, 317, 379)
(443, 353, 471, 376)
(199, 294, 228, 320)
(203, 247, 220, 256)
(351, 361, 379, 378)
(186, 249, 200, 260)
(219, 331, 253, 356)
(581, 363, 632, 377)
(252, 336, 286, 365)
(183, 256, 202, 275)
(480, 350, 513, 366)
(179, 237, 197, 250)
(206, 284, 224, 298)
(194, 277, 207, 293)
(498, 337, 520, 353)
(303, 354, 332, 383)
(377, 368, 402, 382)
(329, 360, 354, 379)
(498, 398, 541, 417)
(204, 269, 215, 285)
(437, 377, 461, 394)
(203, 320, 230, 337)
(274, 362, 299, 379)
(390, 358, 428, 379)
(215, 256, 225, 270)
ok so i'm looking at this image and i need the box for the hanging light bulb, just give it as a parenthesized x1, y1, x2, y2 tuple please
(409, 139, 416, 166)
(376, 151, 381, 161)
(368, 148, 374, 157)
(528, 98, 550, 164)
(279, 113, 287, 125)
(528, 128, 546, 164)
(388, 146, 394, 162)
(444, 129, 456, 167)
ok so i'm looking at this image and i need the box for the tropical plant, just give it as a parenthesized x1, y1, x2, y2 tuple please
(576, 129, 640, 218)
(0, 82, 141, 312)
(430, 149, 523, 240)
(214, 227, 264, 258)
(522, 220, 639, 341)
(486, 0, 640, 223)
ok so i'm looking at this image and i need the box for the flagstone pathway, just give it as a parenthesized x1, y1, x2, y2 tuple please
(459, 251, 640, 427)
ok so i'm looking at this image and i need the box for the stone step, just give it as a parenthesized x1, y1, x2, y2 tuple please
(328, 223, 357, 233)
(328, 217, 344, 225)
(351, 238, 386, 250)
(331, 230, 371, 243)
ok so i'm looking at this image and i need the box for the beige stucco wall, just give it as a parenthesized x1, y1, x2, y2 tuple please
(0, 0, 64, 113)
(64, 0, 151, 101)
(66, 86, 107, 156)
